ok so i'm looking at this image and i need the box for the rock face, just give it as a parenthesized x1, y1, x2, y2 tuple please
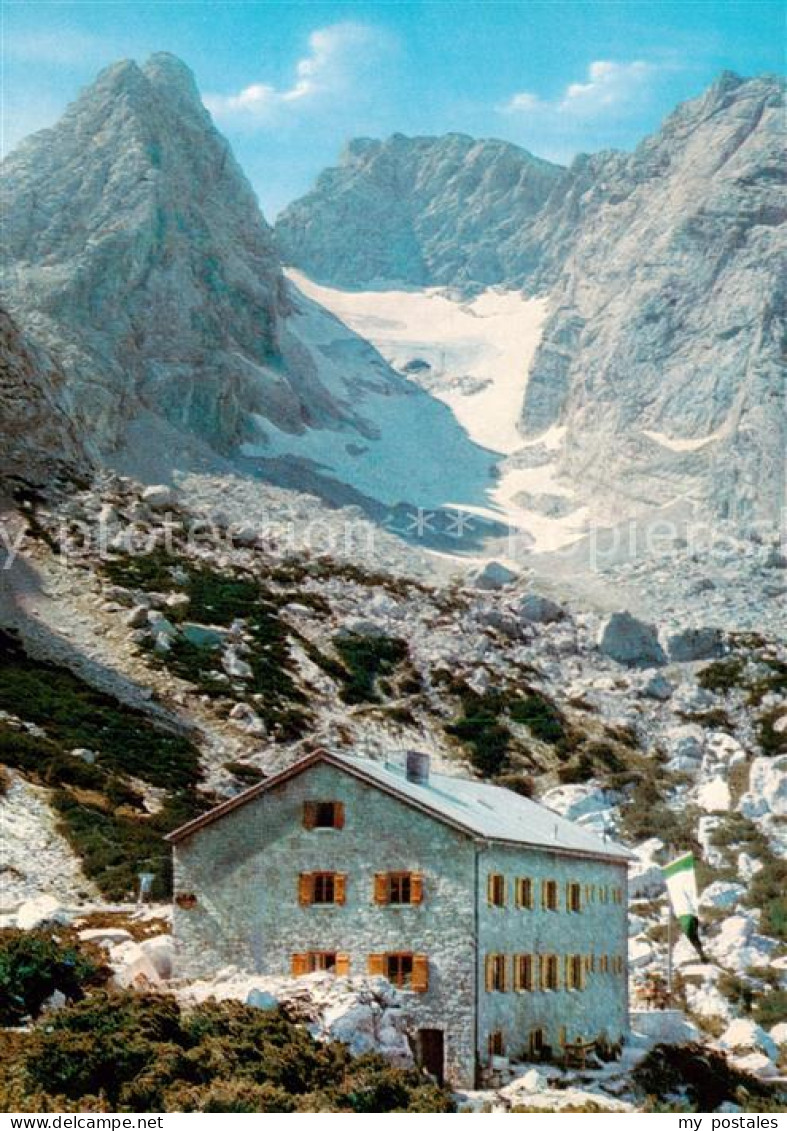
(520, 73, 786, 527)
(275, 133, 564, 289)
(0, 55, 494, 515)
(0, 307, 89, 484)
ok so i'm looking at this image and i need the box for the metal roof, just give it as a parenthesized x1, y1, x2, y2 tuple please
(166, 748, 634, 863)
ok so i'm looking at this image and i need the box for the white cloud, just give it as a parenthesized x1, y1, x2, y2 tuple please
(205, 23, 387, 124)
(503, 60, 658, 121)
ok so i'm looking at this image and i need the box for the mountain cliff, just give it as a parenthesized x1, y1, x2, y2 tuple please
(0, 306, 90, 485)
(0, 55, 495, 512)
(275, 133, 564, 289)
(520, 72, 786, 526)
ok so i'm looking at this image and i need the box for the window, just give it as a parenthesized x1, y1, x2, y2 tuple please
(373, 872, 424, 905)
(612, 886, 624, 905)
(485, 953, 507, 992)
(303, 800, 345, 829)
(515, 877, 534, 909)
(488, 1030, 505, 1058)
(291, 951, 350, 975)
(599, 885, 609, 904)
(529, 1028, 545, 1058)
(513, 954, 534, 992)
(298, 872, 346, 905)
(613, 955, 624, 975)
(599, 954, 609, 973)
(541, 879, 558, 911)
(565, 954, 584, 991)
(487, 873, 506, 907)
(585, 883, 595, 904)
(539, 954, 559, 991)
(368, 952, 429, 992)
(567, 882, 582, 913)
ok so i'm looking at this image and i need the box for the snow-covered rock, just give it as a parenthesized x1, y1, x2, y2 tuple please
(699, 881, 746, 910)
(719, 1019, 779, 1060)
(16, 894, 72, 930)
(695, 776, 731, 812)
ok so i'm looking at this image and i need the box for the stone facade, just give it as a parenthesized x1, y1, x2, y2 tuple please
(170, 755, 629, 1087)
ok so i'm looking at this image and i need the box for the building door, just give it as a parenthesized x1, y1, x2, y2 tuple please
(417, 1028, 445, 1085)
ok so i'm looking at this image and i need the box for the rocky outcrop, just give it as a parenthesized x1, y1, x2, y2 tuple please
(0, 307, 89, 484)
(275, 133, 564, 289)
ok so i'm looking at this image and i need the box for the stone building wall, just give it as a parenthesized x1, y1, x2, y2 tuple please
(172, 761, 479, 1085)
(476, 841, 629, 1062)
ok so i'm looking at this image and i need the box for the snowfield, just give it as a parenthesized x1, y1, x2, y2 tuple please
(289, 270, 548, 455)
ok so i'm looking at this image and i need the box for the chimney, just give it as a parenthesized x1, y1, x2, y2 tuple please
(405, 750, 430, 785)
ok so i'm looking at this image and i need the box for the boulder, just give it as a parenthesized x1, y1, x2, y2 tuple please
(125, 605, 150, 628)
(720, 1019, 779, 1060)
(738, 755, 787, 820)
(16, 894, 71, 930)
(222, 648, 254, 681)
(769, 1022, 787, 1047)
(141, 484, 174, 509)
(139, 934, 175, 980)
(78, 927, 134, 945)
(515, 594, 565, 624)
(597, 612, 666, 668)
(246, 988, 279, 1010)
(699, 881, 745, 910)
(695, 776, 731, 812)
(469, 561, 518, 591)
(666, 627, 724, 662)
(642, 673, 674, 701)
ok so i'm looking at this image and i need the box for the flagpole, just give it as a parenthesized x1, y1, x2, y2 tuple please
(666, 899, 673, 1007)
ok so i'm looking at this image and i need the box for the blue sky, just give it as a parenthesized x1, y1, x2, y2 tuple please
(3, 1, 784, 216)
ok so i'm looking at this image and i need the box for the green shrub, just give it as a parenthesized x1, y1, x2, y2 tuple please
(333, 634, 409, 704)
(0, 629, 200, 792)
(10, 992, 456, 1112)
(632, 1043, 773, 1110)
(509, 692, 565, 744)
(0, 929, 109, 1026)
(697, 657, 746, 694)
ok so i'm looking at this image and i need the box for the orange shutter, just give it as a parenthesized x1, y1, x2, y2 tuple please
(485, 955, 494, 992)
(334, 802, 345, 829)
(292, 953, 309, 975)
(502, 955, 509, 992)
(298, 873, 313, 905)
(539, 955, 547, 990)
(303, 801, 317, 829)
(334, 873, 347, 905)
(335, 952, 350, 976)
(487, 874, 494, 905)
(411, 954, 429, 993)
(368, 953, 386, 976)
(374, 873, 388, 905)
(410, 873, 424, 904)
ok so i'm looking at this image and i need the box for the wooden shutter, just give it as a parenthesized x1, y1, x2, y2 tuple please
(368, 953, 386, 976)
(487, 873, 494, 905)
(539, 955, 548, 990)
(411, 954, 429, 992)
(374, 873, 388, 905)
(501, 955, 509, 992)
(334, 873, 347, 905)
(298, 873, 313, 905)
(292, 953, 309, 975)
(410, 872, 424, 904)
(334, 801, 345, 829)
(335, 952, 350, 976)
(303, 801, 317, 829)
(485, 954, 494, 992)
